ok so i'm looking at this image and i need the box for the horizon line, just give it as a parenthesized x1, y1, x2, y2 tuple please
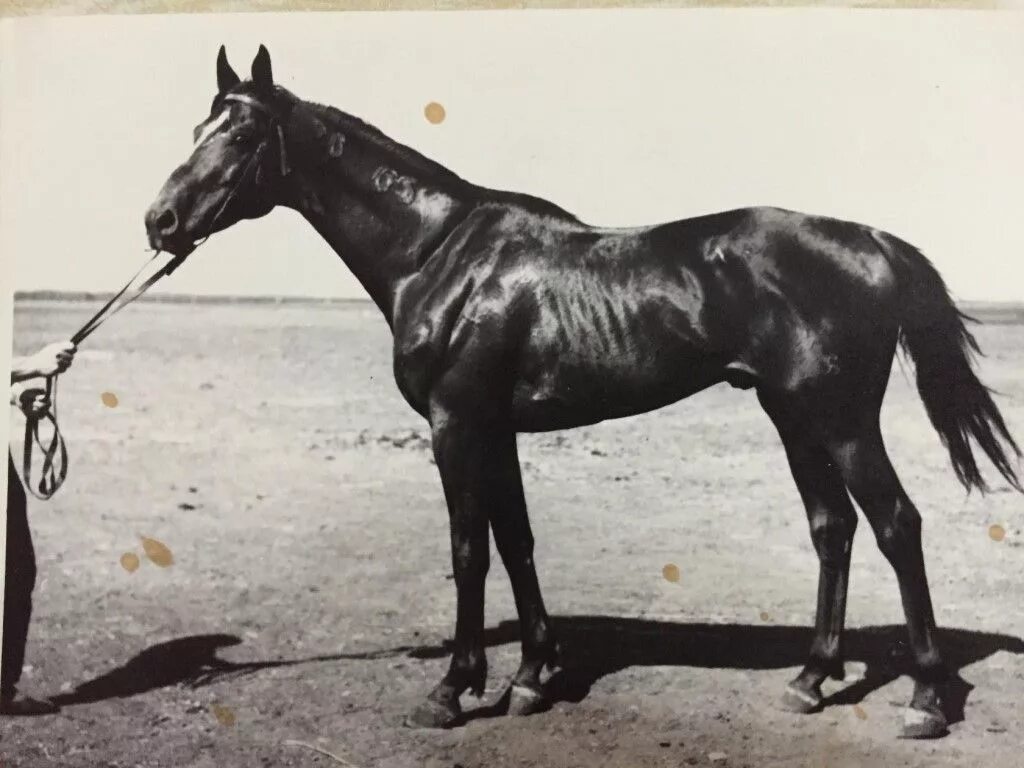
(12, 290, 372, 306)
(10, 290, 1024, 326)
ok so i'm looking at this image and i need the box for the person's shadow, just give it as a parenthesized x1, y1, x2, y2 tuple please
(52, 618, 1024, 729)
(50, 633, 409, 706)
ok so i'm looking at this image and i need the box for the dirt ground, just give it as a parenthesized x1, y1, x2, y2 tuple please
(3, 299, 1023, 768)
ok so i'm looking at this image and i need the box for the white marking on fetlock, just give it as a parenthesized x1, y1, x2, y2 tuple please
(786, 685, 820, 706)
(511, 684, 543, 701)
(903, 707, 940, 727)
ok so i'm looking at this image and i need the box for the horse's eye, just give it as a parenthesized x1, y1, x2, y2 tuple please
(233, 131, 255, 145)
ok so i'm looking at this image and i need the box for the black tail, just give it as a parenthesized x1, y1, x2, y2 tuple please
(875, 231, 1022, 494)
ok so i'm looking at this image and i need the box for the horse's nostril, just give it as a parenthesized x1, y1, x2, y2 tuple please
(155, 208, 178, 236)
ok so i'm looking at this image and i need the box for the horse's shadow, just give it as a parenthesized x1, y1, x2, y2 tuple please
(52, 617, 1024, 728)
(411, 617, 1023, 726)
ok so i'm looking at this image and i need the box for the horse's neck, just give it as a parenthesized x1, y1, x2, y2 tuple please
(281, 104, 472, 324)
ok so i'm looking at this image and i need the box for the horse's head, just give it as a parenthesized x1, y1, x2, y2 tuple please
(145, 45, 292, 258)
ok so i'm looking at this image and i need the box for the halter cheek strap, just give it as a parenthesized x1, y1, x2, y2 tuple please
(277, 124, 290, 177)
(223, 93, 291, 179)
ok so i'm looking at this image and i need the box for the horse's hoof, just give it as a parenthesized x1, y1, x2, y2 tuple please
(901, 706, 948, 739)
(404, 698, 462, 729)
(779, 683, 822, 714)
(507, 684, 548, 717)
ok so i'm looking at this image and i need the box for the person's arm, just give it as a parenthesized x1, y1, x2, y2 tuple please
(11, 355, 38, 384)
(10, 341, 75, 416)
(12, 356, 41, 408)
(10, 341, 76, 384)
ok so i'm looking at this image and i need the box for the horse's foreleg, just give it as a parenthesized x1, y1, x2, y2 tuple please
(487, 431, 558, 717)
(406, 405, 495, 728)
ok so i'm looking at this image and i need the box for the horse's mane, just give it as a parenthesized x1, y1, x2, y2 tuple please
(294, 93, 581, 222)
(298, 96, 467, 188)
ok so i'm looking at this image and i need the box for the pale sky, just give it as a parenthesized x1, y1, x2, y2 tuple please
(1, 9, 1023, 301)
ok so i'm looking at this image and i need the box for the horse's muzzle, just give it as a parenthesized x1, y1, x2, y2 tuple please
(145, 202, 197, 258)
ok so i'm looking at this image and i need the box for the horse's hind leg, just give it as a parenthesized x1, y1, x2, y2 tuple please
(826, 425, 948, 738)
(760, 392, 857, 714)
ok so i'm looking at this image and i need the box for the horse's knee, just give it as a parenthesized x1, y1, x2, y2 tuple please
(452, 540, 489, 583)
(808, 510, 856, 569)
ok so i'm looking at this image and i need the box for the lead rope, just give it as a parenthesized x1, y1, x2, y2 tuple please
(19, 131, 273, 500)
(21, 376, 65, 500)
(20, 253, 175, 500)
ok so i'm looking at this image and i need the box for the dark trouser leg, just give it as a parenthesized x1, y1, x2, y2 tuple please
(3, 454, 36, 699)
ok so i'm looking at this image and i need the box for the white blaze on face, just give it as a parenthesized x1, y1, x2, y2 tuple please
(194, 108, 231, 147)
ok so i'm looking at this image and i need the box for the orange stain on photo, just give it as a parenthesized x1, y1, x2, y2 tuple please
(211, 703, 236, 726)
(424, 101, 446, 125)
(662, 563, 680, 583)
(120, 552, 140, 573)
(101, 391, 119, 408)
(989, 524, 1006, 542)
(141, 536, 174, 567)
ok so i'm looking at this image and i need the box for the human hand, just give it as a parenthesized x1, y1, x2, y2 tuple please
(28, 341, 77, 378)
(17, 387, 50, 418)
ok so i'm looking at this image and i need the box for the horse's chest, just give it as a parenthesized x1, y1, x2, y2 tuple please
(392, 319, 443, 417)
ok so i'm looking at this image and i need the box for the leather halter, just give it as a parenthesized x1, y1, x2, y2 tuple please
(21, 255, 173, 500)
(223, 93, 290, 180)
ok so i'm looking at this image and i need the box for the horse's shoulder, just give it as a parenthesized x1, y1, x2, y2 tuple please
(392, 209, 503, 353)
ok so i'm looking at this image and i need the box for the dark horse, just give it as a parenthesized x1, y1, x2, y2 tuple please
(145, 46, 1021, 739)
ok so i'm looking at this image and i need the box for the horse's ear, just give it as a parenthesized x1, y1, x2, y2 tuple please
(216, 45, 240, 93)
(251, 44, 273, 91)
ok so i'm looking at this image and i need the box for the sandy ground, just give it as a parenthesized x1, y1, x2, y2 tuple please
(3, 299, 1023, 768)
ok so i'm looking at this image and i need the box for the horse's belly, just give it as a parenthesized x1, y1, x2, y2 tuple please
(509, 279, 724, 430)
(510, 345, 722, 432)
